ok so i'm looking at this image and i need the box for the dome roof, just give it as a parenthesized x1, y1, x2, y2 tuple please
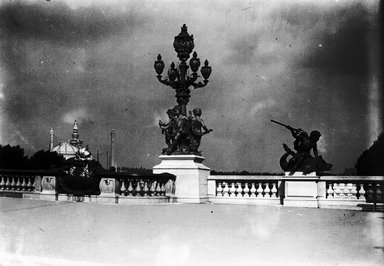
(51, 141, 78, 157)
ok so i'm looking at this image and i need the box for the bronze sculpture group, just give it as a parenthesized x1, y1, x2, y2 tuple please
(159, 105, 212, 155)
(271, 120, 332, 174)
(154, 24, 213, 156)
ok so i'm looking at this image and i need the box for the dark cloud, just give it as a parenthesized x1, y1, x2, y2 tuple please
(0, 0, 149, 157)
(227, 34, 259, 65)
(0, 0, 381, 173)
(0, 1, 141, 46)
(289, 3, 371, 76)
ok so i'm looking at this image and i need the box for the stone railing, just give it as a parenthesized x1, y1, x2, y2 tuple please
(1, 168, 383, 210)
(0, 169, 175, 204)
(318, 176, 384, 211)
(208, 174, 384, 210)
(0, 169, 57, 200)
(208, 175, 283, 205)
(97, 172, 176, 204)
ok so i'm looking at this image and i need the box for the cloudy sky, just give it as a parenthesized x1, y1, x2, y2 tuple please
(0, 0, 382, 173)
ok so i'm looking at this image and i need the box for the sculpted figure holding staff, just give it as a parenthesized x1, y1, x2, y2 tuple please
(271, 120, 332, 174)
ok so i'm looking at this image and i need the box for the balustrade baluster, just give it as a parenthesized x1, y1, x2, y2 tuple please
(26, 177, 32, 191)
(243, 183, 250, 198)
(160, 182, 166, 195)
(250, 183, 256, 197)
(150, 181, 156, 196)
(229, 182, 236, 197)
(235, 182, 243, 197)
(340, 183, 350, 199)
(5, 176, 11, 190)
(135, 180, 142, 196)
(21, 176, 26, 191)
(333, 183, 341, 198)
(348, 183, 357, 199)
(155, 181, 162, 195)
(345, 183, 351, 199)
(358, 183, 365, 200)
(10, 176, 15, 191)
(15, 176, 21, 191)
(21, 176, 27, 191)
(127, 181, 134, 195)
(256, 183, 263, 198)
(143, 180, 149, 196)
(223, 182, 229, 197)
(271, 183, 278, 198)
(327, 183, 334, 199)
(264, 183, 271, 198)
(216, 182, 223, 197)
(0, 176, 5, 190)
(336, 183, 343, 198)
(120, 179, 126, 195)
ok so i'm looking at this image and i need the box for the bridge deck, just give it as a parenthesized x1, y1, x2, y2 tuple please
(0, 197, 383, 266)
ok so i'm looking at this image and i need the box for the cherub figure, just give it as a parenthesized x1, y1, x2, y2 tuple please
(165, 105, 189, 154)
(159, 108, 176, 151)
(190, 108, 213, 152)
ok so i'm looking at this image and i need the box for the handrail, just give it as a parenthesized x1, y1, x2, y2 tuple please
(318, 176, 384, 181)
(208, 175, 282, 180)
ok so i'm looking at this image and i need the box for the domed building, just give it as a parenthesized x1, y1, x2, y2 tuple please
(50, 121, 84, 160)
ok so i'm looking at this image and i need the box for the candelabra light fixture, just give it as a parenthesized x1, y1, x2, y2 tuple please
(154, 24, 212, 116)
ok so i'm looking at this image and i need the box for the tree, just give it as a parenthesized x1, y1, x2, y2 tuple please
(0, 144, 28, 169)
(355, 132, 384, 175)
(27, 150, 66, 170)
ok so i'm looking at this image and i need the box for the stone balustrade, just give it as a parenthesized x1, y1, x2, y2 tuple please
(208, 175, 384, 210)
(318, 176, 384, 210)
(118, 178, 167, 197)
(1, 168, 383, 210)
(0, 169, 175, 204)
(97, 172, 176, 204)
(0, 174, 37, 192)
(208, 175, 283, 205)
(0, 169, 48, 199)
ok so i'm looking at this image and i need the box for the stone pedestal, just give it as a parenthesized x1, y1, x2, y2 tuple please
(40, 176, 57, 201)
(153, 155, 209, 203)
(283, 172, 319, 208)
(97, 178, 118, 204)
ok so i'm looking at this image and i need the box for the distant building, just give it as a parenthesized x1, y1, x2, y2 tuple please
(50, 121, 84, 160)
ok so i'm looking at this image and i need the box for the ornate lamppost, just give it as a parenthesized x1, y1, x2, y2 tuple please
(154, 24, 212, 116)
(154, 24, 213, 156)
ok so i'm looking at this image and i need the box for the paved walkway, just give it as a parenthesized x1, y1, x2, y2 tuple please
(0, 197, 383, 266)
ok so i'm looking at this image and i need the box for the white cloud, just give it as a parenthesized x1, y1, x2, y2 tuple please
(317, 136, 327, 154)
(249, 99, 276, 117)
(9, 130, 36, 151)
(62, 108, 90, 124)
(153, 110, 169, 128)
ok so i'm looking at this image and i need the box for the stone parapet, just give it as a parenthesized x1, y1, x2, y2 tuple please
(153, 155, 209, 203)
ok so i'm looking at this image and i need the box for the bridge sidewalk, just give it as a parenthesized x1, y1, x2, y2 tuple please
(0, 197, 383, 266)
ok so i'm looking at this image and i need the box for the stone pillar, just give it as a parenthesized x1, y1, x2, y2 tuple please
(283, 172, 319, 208)
(98, 177, 118, 203)
(40, 176, 57, 201)
(207, 177, 216, 198)
(153, 155, 209, 203)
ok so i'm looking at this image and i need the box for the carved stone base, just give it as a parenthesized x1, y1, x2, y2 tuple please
(283, 173, 319, 208)
(153, 155, 209, 203)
